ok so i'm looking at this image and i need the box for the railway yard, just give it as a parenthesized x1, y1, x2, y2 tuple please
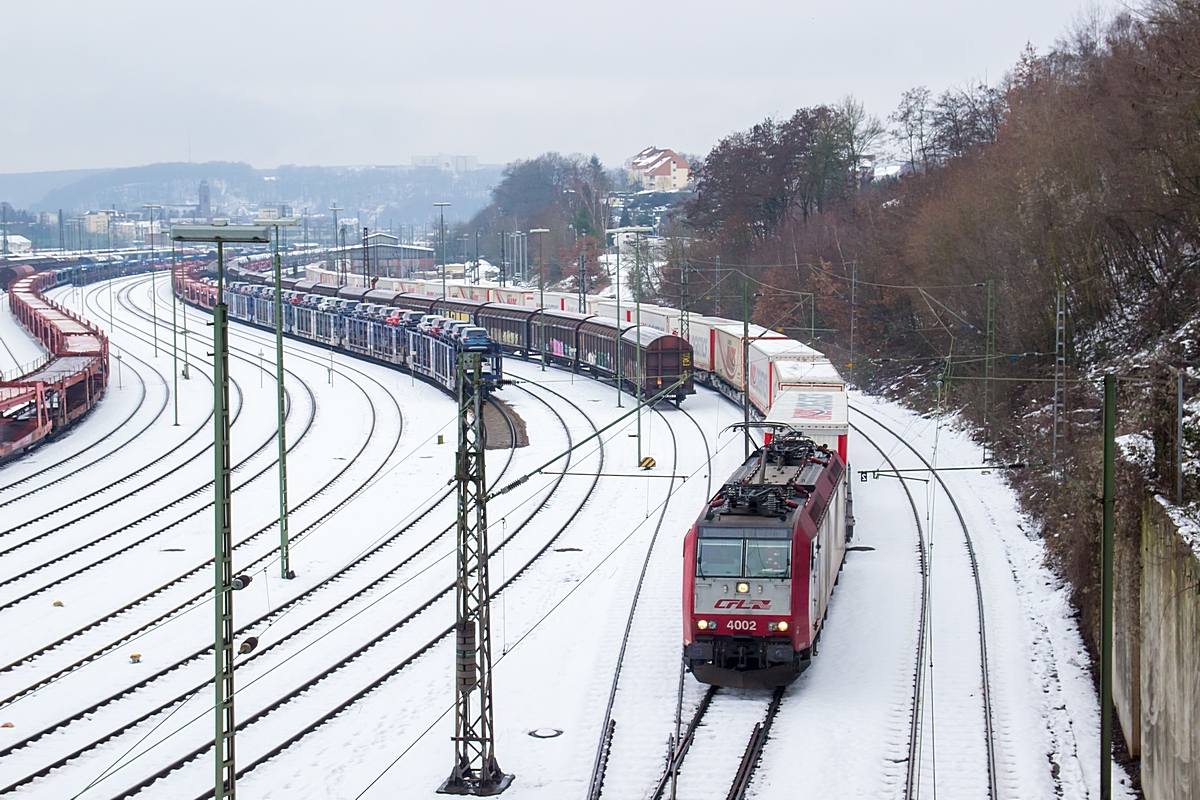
(0, 268, 1129, 799)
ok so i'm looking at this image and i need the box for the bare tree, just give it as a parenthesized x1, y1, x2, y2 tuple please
(890, 86, 933, 173)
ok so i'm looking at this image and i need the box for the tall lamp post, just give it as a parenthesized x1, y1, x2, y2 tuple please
(143, 204, 162, 356)
(529, 228, 550, 370)
(170, 241, 180, 424)
(434, 202, 450, 315)
(255, 215, 300, 581)
(171, 222, 270, 800)
(474, 229, 482, 284)
(329, 203, 342, 281)
(606, 226, 653, 420)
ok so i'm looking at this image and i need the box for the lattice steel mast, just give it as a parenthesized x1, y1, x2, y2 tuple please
(213, 241, 236, 799)
(441, 353, 512, 795)
(984, 279, 995, 460)
(1053, 286, 1067, 475)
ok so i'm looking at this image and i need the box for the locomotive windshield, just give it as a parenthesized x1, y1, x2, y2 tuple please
(697, 530, 791, 579)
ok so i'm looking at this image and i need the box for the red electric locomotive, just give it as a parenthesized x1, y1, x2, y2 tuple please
(683, 424, 851, 687)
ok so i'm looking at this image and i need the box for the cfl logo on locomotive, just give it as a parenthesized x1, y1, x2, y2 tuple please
(713, 598, 772, 610)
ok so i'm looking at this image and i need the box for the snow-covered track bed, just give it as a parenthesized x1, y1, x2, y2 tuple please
(0, 353, 594, 798)
(0, 275, 415, 792)
(0, 284, 216, 539)
(647, 684, 782, 800)
(847, 421, 929, 799)
(10, 377, 596, 798)
(0, 280, 319, 674)
(0, 279, 290, 600)
(581, 402, 685, 799)
(847, 404, 996, 799)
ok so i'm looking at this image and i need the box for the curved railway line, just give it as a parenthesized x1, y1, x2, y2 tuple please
(0, 283, 641, 798)
(0, 286, 148, 489)
(589, 394, 989, 800)
(848, 421, 928, 799)
(0, 334, 154, 507)
(0, 282, 311, 617)
(1, 271, 1016, 799)
(848, 403, 998, 799)
(0, 276, 394, 698)
(35, 378, 599, 798)
(585, 405, 682, 800)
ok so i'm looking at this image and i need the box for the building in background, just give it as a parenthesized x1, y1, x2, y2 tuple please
(411, 154, 478, 172)
(82, 211, 110, 236)
(627, 147, 693, 192)
(199, 180, 211, 220)
(2, 234, 32, 253)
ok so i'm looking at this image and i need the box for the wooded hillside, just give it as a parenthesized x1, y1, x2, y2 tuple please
(667, 1, 1200, 681)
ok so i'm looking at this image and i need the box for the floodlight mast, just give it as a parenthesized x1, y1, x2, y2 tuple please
(435, 202, 451, 315)
(171, 223, 269, 800)
(529, 229, 550, 370)
(254, 216, 300, 581)
(606, 226, 653, 426)
(143, 204, 162, 356)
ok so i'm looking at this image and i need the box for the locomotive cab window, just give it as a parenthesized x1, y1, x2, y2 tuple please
(697, 540, 742, 577)
(745, 541, 790, 577)
(696, 528, 791, 578)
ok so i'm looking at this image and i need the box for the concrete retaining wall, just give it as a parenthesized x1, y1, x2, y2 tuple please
(1126, 497, 1200, 800)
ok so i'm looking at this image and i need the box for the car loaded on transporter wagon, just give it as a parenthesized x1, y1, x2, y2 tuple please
(683, 422, 852, 687)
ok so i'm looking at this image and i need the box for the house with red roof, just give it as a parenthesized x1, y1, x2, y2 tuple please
(626, 147, 693, 192)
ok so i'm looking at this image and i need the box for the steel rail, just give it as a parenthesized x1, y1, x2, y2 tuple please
(849, 404, 997, 800)
(586, 405, 681, 800)
(726, 686, 786, 800)
(650, 684, 719, 800)
(849, 421, 928, 799)
(106, 381, 596, 799)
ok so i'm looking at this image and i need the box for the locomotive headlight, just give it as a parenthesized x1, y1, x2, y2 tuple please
(697, 619, 708, 630)
(777, 620, 789, 632)
(736, 582, 750, 594)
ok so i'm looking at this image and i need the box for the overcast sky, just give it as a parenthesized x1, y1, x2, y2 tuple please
(1, 0, 1120, 174)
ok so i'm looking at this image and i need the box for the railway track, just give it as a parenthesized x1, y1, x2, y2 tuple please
(0, 311, 156, 507)
(585, 403, 683, 800)
(606, 393, 933, 800)
(0, 273, 422, 792)
(72, 379, 597, 798)
(849, 421, 928, 799)
(0, 283, 310, 615)
(0, 344, 607, 798)
(848, 403, 998, 800)
(0, 283, 219, 536)
(0, 276, 398, 698)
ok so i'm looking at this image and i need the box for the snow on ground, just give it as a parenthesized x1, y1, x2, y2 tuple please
(0, 278, 1127, 799)
(0, 290, 47, 377)
(817, 393, 1136, 800)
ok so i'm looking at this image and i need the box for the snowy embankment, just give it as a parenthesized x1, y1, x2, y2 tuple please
(0, 276, 1128, 799)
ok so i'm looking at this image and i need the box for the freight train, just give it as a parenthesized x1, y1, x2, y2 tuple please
(226, 267, 852, 687)
(0, 271, 109, 462)
(176, 269, 504, 396)
(683, 423, 851, 687)
(222, 265, 695, 405)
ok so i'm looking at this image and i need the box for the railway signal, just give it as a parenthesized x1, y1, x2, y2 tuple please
(440, 352, 512, 795)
